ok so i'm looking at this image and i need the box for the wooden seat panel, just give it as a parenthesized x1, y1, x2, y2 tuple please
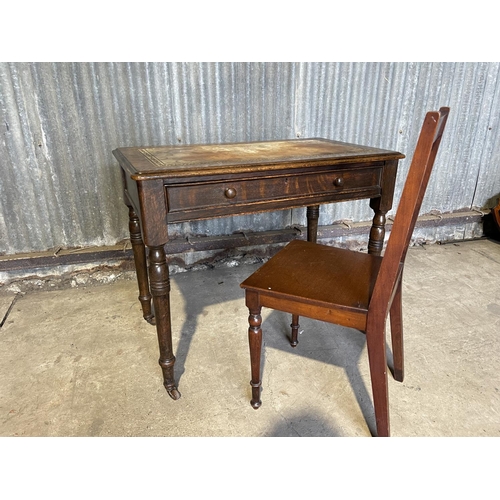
(241, 239, 382, 313)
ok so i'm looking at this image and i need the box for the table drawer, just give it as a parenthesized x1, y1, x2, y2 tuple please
(166, 167, 381, 214)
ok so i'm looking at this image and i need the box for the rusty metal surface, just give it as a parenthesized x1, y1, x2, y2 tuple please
(1, 62, 499, 256)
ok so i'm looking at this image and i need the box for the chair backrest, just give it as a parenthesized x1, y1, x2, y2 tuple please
(369, 107, 450, 317)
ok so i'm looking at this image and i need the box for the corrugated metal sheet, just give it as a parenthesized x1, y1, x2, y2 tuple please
(1, 62, 500, 256)
(292, 62, 500, 226)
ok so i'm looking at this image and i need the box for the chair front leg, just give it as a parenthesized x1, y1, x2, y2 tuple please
(246, 290, 263, 409)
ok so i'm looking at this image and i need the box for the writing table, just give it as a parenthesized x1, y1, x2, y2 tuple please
(112, 138, 404, 399)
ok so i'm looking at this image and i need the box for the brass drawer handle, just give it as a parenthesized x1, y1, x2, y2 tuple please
(333, 177, 344, 187)
(224, 187, 237, 199)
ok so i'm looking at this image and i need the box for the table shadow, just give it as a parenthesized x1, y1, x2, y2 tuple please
(169, 265, 252, 384)
(260, 311, 380, 437)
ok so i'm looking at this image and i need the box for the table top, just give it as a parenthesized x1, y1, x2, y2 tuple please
(113, 138, 404, 180)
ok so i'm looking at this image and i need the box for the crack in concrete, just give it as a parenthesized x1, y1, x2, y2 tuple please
(0, 294, 20, 328)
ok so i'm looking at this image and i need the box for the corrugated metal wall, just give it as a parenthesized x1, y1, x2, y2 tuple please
(1, 62, 499, 256)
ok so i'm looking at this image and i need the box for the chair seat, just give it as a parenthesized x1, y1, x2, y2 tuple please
(241, 239, 382, 322)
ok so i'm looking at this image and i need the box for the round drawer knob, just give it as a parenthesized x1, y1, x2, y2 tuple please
(224, 187, 237, 199)
(333, 177, 344, 187)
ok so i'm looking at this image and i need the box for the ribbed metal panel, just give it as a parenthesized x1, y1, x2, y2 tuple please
(1, 62, 499, 256)
(292, 62, 500, 226)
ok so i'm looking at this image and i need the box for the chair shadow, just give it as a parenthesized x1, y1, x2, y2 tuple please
(260, 311, 377, 436)
(257, 310, 400, 437)
(169, 264, 398, 437)
(263, 408, 344, 437)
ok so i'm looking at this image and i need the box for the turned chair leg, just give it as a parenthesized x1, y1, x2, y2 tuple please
(366, 323, 390, 437)
(246, 291, 263, 409)
(290, 314, 300, 347)
(390, 277, 404, 382)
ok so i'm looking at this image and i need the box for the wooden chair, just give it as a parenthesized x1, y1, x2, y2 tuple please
(240, 107, 450, 436)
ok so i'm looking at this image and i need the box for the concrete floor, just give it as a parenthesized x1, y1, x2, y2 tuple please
(1, 238, 499, 437)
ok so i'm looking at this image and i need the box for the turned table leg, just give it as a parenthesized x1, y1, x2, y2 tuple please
(368, 159, 398, 257)
(368, 198, 387, 256)
(306, 205, 320, 244)
(148, 244, 181, 400)
(127, 206, 155, 324)
(290, 205, 320, 344)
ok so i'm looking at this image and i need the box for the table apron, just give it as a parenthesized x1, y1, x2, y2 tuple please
(165, 166, 382, 222)
(166, 187, 381, 222)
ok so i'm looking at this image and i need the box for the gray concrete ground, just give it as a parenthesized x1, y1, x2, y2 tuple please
(1, 238, 499, 437)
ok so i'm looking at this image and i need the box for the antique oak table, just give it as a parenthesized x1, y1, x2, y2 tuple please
(112, 139, 404, 399)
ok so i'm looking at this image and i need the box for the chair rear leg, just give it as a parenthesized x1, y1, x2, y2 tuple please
(390, 277, 404, 382)
(290, 314, 300, 347)
(366, 322, 390, 437)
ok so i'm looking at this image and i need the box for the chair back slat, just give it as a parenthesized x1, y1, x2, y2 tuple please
(369, 107, 450, 316)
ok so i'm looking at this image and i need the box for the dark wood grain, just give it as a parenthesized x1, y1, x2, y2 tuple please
(166, 167, 381, 213)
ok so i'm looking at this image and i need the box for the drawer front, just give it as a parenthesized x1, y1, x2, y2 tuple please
(167, 167, 381, 215)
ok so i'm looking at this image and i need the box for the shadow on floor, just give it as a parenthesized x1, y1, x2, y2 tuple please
(257, 310, 391, 437)
(170, 265, 400, 437)
(263, 408, 344, 437)
(170, 268, 248, 384)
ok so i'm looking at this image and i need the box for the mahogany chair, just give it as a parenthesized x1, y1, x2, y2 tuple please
(240, 107, 450, 436)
